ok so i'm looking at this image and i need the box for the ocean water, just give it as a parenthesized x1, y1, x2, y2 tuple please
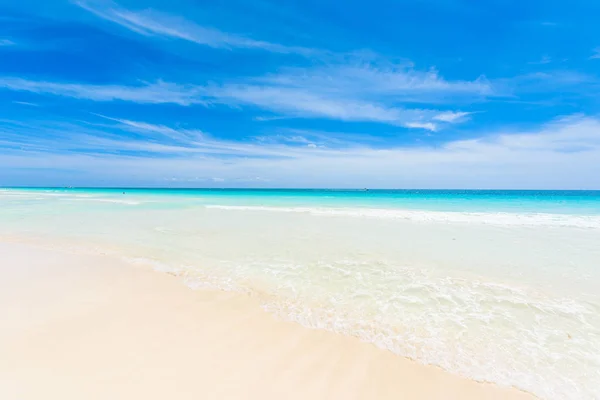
(1, 188, 600, 399)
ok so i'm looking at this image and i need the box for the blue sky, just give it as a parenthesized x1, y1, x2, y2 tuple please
(1, 0, 600, 188)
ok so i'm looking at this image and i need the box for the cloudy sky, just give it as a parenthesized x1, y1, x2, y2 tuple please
(1, 0, 600, 188)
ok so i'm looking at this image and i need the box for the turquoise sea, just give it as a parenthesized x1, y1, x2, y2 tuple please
(2, 188, 600, 399)
(8, 187, 600, 213)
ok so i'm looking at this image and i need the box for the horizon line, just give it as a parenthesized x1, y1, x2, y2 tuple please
(3, 186, 600, 192)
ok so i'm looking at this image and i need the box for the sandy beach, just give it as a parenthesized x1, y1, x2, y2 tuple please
(0, 240, 533, 400)
(3, 0, 600, 396)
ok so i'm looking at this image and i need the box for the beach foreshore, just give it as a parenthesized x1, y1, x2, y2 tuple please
(0, 240, 533, 400)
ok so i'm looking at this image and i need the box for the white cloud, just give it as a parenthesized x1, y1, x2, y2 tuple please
(0, 39, 15, 46)
(68, 2, 494, 128)
(405, 122, 437, 131)
(497, 71, 598, 96)
(255, 134, 315, 145)
(203, 61, 487, 128)
(93, 114, 205, 142)
(433, 111, 472, 123)
(256, 129, 382, 148)
(0, 76, 467, 129)
(260, 63, 493, 102)
(208, 83, 438, 127)
(591, 48, 600, 60)
(13, 65, 589, 131)
(201, 61, 488, 128)
(528, 55, 552, 65)
(12, 101, 39, 107)
(2, 69, 587, 131)
(253, 115, 290, 122)
(75, 0, 312, 54)
(2, 115, 600, 189)
(0, 78, 204, 105)
(443, 117, 600, 156)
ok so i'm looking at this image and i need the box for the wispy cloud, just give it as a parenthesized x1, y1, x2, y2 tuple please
(258, 128, 384, 148)
(432, 111, 472, 123)
(497, 71, 599, 97)
(405, 122, 437, 131)
(528, 55, 552, 65)
(207, 83, 441, 128)
(2, 116, 599, 188)
(446, 116, 600, 154)
(0, 76, 470, 130)
(12, 101, 39, 107)
(0, 78, 204, 105)
(74, 0, 313, 55)
(91, 114, 205, 143)
(254, 134, 319, 148)
(259, 63, 493, 102)
(201, 60, 490, 129)
(590, 48, 600, 60)
(87, 117, 328, 158)
(13, 65, 589, 129)
(16, 49, 582, 131)
(71, 0, 494, 128)
(0, 39, 15, 46)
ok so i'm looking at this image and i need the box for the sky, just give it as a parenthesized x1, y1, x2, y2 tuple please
(1, 0, 600, 188)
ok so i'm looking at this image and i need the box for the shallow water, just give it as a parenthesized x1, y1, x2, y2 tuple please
(1, 188, 600, 399)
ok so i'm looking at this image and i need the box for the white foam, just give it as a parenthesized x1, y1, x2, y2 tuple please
(254, 261, 600, 400)
(0, 190, 141, 205)
(64, 198, 141, 205)
(205, 205, 600, 229)
(121, 253, 600, 399)
(0, 190, 69, 198)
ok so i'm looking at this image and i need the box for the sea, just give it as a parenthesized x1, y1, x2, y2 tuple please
(1, 188, 599, 399)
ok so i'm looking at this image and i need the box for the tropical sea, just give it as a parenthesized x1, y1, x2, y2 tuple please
(1, 188, 599, 399)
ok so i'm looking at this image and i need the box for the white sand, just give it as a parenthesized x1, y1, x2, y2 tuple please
(0, 241, 533, 399)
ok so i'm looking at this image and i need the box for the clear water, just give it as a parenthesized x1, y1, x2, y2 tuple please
(2, 188, 600, 399)
(10, 187, 600, 214)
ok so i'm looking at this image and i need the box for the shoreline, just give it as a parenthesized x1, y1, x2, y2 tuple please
(0, 240, 534, 399)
